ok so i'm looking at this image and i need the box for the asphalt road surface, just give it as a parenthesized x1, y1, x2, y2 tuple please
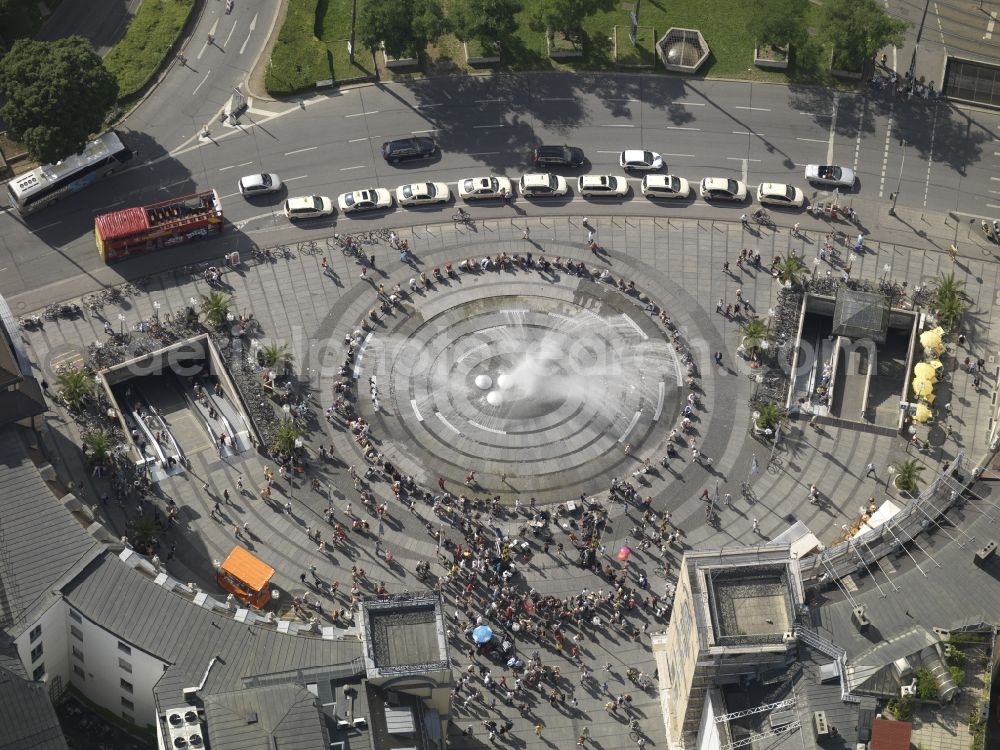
(3, 68, 1000, 304)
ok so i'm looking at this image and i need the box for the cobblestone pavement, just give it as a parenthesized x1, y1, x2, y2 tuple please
(23, 215, 1000, 749)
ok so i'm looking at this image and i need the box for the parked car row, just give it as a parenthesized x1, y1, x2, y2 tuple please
(239, 137, 848, 221)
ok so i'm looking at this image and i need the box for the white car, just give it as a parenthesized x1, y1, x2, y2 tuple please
(458, 176, 513, 201)
(641, 174, 690, 199)
(578, 174, 629, 198)
(283, 195, 334, 220)
(338, 188, 393, 214)
(238, 173, 282, 196)
(699, 177, 748, 202)
(804, 164, 856, 189)
(395, 182, 451, 207)
(756, 182, 805, 208)
(518, 173, 569, 198)
(619, 150, 663, 171)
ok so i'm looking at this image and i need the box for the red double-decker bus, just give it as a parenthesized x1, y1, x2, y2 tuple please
(95, 189, 223, 263)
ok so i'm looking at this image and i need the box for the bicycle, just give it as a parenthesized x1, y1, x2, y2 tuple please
(374, 228, 392, 242)
(452, 211, 473, 225)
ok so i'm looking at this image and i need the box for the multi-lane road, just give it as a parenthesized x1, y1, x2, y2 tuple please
(4, 12, 1000, 305)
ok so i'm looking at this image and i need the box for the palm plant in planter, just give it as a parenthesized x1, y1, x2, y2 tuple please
(82, 429, 112, 467)
(259, 342, 295, 373)
(753, 400, 785, 433)
(273, 418, 303, 455)
(56, 367, 95, 410)
(200, 291, 234, 328)
(740, 317, 772, 363)
(933, 272, 968, 332)
(774, 254, 808, 287)
(894, 459, 924, 494)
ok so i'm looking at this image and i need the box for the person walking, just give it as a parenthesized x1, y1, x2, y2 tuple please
(741, 213, 749, 228)
(522, 226, 530, 240)
(534, 723, 544, 737)
(752, 517, 760, 534)
(865, 462, 878, 479)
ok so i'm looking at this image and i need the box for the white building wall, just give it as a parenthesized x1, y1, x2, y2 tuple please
(66, 603, 167, 730)
(13, 598, 70, 694)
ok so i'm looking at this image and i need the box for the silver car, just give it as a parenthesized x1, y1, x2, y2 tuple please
(804, 164, 855, 189)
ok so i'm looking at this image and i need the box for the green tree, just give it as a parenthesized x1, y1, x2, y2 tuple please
(0, 37, 118, 163)
(740, 317, 772, 357)
(775, 253, 807, 286)
(748, 0, 807, 51)
(258, 342, 295, 371)
(56, 367, 95, 410)
(932, 271, 968, 330)
(273, 418, 303, 454)
(199, 291, 233, 328)
(753, 400, 785, 431)
(451, 0, 522, 51)
(821, 0, 908, 69)
(528, 0, 612, 43)
(894, 459, 924, 494)
(82, 429, 112, 466)
(358, 0, 447, 59)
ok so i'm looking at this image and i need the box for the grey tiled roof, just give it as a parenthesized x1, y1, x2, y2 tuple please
(0, 426, 98, 633)
(60, 552, 363, 710)
(811, 504, 1000, 664)
(0, 665, 67, 750)
(202, 684, 329, 750)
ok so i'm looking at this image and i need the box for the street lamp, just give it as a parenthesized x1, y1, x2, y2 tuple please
(885, 465, 896, 493)
(152, 300, 160, 321)
(847, 252, 857, 274)
(888, 140, 906, 217)
(118, 313, 126, 336)
(813, 257, 821, 278)
(882, 264, 891, 283)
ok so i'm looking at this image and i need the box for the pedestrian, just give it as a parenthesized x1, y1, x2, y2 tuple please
(714, 351, 723, 365)
(211, 501, 221, 518)
(624, 443, 631, 456)
(534, 723, 543, 737)
(700, 488, 709, 500)
(223, 488, 230, 504)
(793, 222, 800, 236)
(360, 266, 367, 279)
(202, 481, 210, 493)
(284, 501, 293, 514)
(809, 414, 818, 428)
(369, 253, 376, 268)
(522, 226, 530, 240)
(741, 213, 749, 228)
(724, 492, 732, 507)
(587, 229, 595, 244)
(865, 462, 877, 479)
(437, 476, 445, 490)
(582, 217, 590, 227)
(716, 299, 724, 314)
(752, 517, 760, 534)
(237, 476, 244, 493)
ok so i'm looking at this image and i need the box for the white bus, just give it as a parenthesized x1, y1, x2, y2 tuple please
(6, 131, 133, 215)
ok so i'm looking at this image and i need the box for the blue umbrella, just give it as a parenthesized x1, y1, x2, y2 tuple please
(472, 625, 494, 644)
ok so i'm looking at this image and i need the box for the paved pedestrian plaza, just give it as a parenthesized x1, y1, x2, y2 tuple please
(23, 215, 1000, 748)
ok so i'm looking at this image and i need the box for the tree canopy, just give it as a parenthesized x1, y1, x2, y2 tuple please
(358, 0, 447, 59)
(748, 0, 807, 50)
(451, 0, 522, 50)
(0, 36, 118, 163)
(822, 0, 908, 66)
(528, 0, 612, 41)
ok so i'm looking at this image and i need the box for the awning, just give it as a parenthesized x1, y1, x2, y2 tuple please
(219, 546, 274, 592)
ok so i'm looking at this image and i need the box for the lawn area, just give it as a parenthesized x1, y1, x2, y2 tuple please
(267, 0, 374, 95)
(103, 0, 195, 99)
(615, 26, 655, 68)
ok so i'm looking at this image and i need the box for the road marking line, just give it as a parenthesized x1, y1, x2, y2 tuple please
(596, 150, 620, 153)
(412, 129, 438, 133)
(219, 165, 237, 171)
(607, 98, 639, 102)
(796, 137, 827, 144)
(192, 71, 210, 95)
(29, 222, 60, 232)
(345, 111, 379, 118)
(988, 204, 1000, 209)
(827, 94, 839, 163)
(618, 411, 642, 443)
(989, 189, 1000, 195)
(284, 175, 308, 182)
(473, 124, 505, 128)
(435, 412, 460, 433)
(340, 165, 366, 171)
(878, 106, 894, 198)
(733, 130, 764, 136)
(224, 20, 238, 47)
(285, 146, 318, 156)
(349, 137, 370, 142)
(670, 101, 705, 106)
(735, 106, 771, 111)
(654, 382, 665, 421)
(600, 124, 635, 127)
(467, 420, 506, 435)
(239, 13, 257, 55)
(476, 98, 505, 103)
(414, 103, 444, 108)
(799, 111, 833, 117)
(219, 191, 240, 200)
(726, 157, 761, 161)
(540, 97, 575, 101)
(662, 153, 696, 157)
(991, 177, 1000, 182)
(411, 400, 422, 422)
(668, 126, 700, 131)
(467, 151, 500, 155)
(923, 103, 939, 208)
(986, 10, 997, 40)
(237, 161, 253, 167)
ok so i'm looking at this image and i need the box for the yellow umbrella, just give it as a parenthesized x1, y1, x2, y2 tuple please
(912, 379, 934, 398)
(920, 392, 936, 405)
(913, 362, 938, 383)
(919, 329, 942, 349)
(914, 403, 932, 422)
(927, 359, 943, 371)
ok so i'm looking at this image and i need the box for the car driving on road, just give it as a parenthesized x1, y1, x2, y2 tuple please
(699, 177, 747, 202)
(756, 182, 805, 208)
(619, 150, 663, 171)
(518, 173, 569, 198)
(641, 174, 690, 199)
(283, 195, 335, 220)
(238, 173, 282, 197)
(337, 188, 393, 214)
(578, 174, 629, 198)
(532, 145, 585, 169)
(395, 182, 451, 207)
(381, 137, 438, 164)
(804, 164, 855, 189)
(458, 176, 513, 200)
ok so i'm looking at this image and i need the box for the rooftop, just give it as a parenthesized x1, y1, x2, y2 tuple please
(708, 567, 792, 641)
(0, 663, 68, 750)
(358, 593, 448, 674)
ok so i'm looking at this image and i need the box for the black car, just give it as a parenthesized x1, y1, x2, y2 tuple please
(532, 144, 585, 169)
(381, 137, 438, 163)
